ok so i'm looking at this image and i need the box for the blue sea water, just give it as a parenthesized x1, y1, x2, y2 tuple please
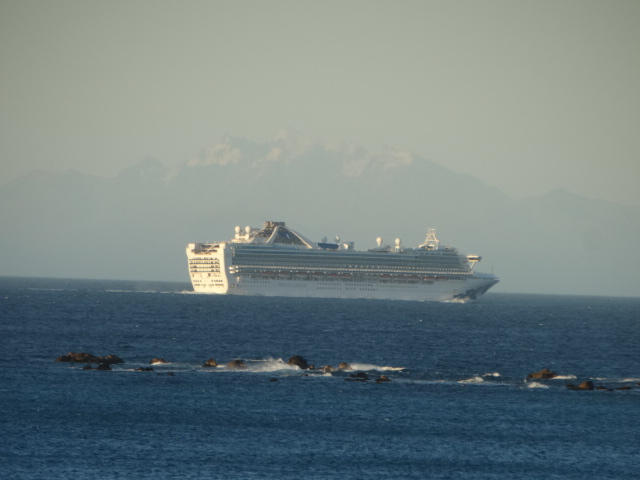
(1, 277, 639, 479)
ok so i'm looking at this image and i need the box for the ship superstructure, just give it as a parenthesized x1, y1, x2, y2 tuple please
(186, 221, 498, 302)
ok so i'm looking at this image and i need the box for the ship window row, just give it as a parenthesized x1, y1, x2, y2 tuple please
(232, 256, 467, 269)
(235, 269, 470, 279)
(231, 264, 469, 274)
(233, 252, 467, 266)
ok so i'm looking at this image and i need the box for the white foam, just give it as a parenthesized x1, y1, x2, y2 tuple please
(552, 375, 577, 380)
(348, 363, 405, 372)
(483, 372, 501, 378)
(526, 382, 550, 389)
(459, 376, 484, 384)
(247, 359, 300, 373)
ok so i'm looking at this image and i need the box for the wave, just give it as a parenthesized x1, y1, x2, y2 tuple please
(526, 382, 550, 389)
(459, 376, 484, 384)
(347, 363, 405, 372)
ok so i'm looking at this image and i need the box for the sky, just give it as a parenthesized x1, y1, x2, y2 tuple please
(2, 0, 640, 206)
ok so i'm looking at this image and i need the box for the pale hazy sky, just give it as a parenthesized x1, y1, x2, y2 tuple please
(2, 1, 639, 205)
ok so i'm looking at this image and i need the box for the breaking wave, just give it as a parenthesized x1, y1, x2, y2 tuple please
(348, 362, 405, 372)
(526, 382, 550, 389)
(459, 376, 484, 384)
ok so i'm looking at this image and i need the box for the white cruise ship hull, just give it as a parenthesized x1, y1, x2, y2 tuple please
(193, 275, 497, 302)
(186, 221, 499, 303)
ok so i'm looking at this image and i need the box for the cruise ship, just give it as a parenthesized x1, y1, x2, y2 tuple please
(186, 221, 498, 302)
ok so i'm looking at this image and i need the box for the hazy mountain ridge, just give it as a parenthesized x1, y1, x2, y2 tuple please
(1, 131, 638, 297)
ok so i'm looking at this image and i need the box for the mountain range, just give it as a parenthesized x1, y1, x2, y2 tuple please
(1, 129, 638, 297)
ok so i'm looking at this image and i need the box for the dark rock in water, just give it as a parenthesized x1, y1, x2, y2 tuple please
(149, 358, 168, 365)
(55, 352, 124, 365)
(596, 385, 614, 391)
(527, 368, 557, 379)
(288, 355, 310, 370)
(101, 354, 124, 365)
(227, 359, 247, 370)
(202, 358, 218, 368)
(96, 363, 111, 371)
(346, 372, 369, 381)
(322, 365, 334, 373)
(566, 381, 594, 391)
(615, 385, 632, 390)
(136, 367, 154, 372)
(338, 362, 351, 371)
(56, 352, 101, 363)
(269, 377, 278, 382)
(375, 375, 392, 383)
(82, 365, 93, 370)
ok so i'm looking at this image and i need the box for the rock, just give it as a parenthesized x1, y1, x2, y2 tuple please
(82, 365, 93, 370)
(269, 377, 278, 382)
(202, 358, 218, 368)
(567, 381, 594, 391)
(338, 362, 351, 371)
(96, 363, 111, 371)
(322, 365, 334, 373)
(56, 352, 124, 364)
(56, 352, 101, 363)
(527, 368, 557, 379)
(136, 367, 154, 372)
(227, 359, 247, 370)
(615, 385, 632, 390)
(345, 372, 369, 381)
(101, 355, 124, 365)
(149, 358, 168, 365)
(375, 375, 392, 383)
(288, 355, 310, 370)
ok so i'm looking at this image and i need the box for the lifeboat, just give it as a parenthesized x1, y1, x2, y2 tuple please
(278, 271, 292, 278)
(295, 272, 308, 279)
(311, 272, 325, 279)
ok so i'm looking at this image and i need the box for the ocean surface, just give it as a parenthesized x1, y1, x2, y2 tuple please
(1, 277, 639, 479)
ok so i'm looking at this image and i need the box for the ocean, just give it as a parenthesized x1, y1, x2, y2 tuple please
(1, 276, 639, 479)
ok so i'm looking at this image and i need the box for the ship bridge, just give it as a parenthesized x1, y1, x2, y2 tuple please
(233, 221, 317, 249)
